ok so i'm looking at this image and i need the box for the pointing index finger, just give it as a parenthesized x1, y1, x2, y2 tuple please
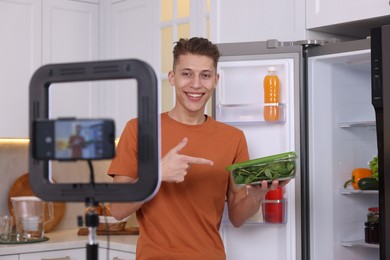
(184, 155, 214, 166)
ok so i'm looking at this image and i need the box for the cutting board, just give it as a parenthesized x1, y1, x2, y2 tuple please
(77, 227, 139, 236)
(7, 173, 66, 233)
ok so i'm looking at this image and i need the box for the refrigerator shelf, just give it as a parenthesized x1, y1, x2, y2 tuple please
(338, 121, 376, 128)
(216, 103, 286, 125)
(340, 239, 379, 249)
(339, 189, 378, 195)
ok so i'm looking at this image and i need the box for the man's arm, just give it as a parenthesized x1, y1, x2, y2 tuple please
(227, 176, 281, 227)
(110, 175, 144, 221)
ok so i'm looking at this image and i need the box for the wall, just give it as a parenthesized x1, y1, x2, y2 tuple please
(0, 141, 137, 231)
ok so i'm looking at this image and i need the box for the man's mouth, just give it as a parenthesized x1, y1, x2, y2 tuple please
(186, 92, 204, 99)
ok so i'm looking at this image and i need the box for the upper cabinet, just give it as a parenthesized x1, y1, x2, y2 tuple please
(0, 0, 98, 138)
(42, 0, 99, 119)
(0, 0, 41, 138)
(100, 0, 158, 137)
(306, 0, 390, 38)
(215, 0, 306, 42)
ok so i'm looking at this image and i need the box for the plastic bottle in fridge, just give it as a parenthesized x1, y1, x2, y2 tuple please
(263, 66, 280, 121)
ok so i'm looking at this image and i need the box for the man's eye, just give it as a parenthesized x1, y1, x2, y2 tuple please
(201, 73, 212, 79)
(182, 72, 192, 77)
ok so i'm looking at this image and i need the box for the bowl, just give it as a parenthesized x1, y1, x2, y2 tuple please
(226, 152, 297, 185)
(97, 215, 130, 231)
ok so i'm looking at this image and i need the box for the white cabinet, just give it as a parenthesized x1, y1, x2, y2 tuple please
(99, 248, 136, 260)
(19, 248, 85, 260)
(100, 0, 159, 137)
(306, 0, 390, 29)
(215, 0, 306, 42)
(0, 0, 99, 138)
(0, 0, 41, 138)
(0, 256, 18, 260)
(42, 0, 99, 119)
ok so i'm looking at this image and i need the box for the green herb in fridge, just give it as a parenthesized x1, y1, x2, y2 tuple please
(369, 155, 379, 181)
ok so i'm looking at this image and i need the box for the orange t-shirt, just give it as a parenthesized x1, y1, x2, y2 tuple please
(108, 112, 249, 260)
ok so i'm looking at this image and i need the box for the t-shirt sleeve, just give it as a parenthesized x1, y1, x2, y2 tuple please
(107, 119, 138, 178)
(234, 130, 250, 163)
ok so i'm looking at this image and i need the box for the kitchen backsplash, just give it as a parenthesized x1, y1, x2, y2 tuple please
(0, 140, 137, 230)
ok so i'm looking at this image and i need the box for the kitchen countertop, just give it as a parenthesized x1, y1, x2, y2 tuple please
(0, 229, 138, 256)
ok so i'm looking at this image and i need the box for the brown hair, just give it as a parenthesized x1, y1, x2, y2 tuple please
(172, 37, 221, 70)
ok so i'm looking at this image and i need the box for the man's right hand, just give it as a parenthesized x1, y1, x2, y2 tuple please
(161, 137, 214, 183)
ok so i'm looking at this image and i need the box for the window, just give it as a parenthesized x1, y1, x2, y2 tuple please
(159, 0, 211, 113)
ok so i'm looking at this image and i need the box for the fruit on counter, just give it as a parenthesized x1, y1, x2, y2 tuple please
(358, 177, 379, 190)
(343, 168, 373, 189)
(369, 155, 379, 181)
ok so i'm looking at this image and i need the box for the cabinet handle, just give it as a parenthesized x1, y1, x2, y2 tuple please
(41, 257, 71, 260)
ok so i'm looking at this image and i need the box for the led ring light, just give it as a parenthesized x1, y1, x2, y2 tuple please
(29, 59, 160, 203)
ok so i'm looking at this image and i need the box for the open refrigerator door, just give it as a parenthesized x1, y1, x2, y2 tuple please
(307, 39, 379, 260)
(213, 41, 302, 260)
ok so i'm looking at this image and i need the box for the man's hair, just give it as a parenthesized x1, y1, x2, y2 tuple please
(172, 37, 221, 70)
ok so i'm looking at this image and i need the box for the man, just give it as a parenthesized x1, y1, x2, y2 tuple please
(108, 37, 282, 259)
(68, 124, 85, 158)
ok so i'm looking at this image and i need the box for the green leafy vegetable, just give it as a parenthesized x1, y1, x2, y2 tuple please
(369, 155, 379, 181)
(232, 159, 296, 185)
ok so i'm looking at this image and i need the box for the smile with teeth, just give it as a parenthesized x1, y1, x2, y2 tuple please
(186, 92, 204, 99)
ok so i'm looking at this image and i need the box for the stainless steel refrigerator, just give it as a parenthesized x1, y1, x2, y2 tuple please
(214, 25, 390, 260)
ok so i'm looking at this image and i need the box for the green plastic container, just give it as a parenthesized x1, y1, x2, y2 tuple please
(227, 151, 297, 185)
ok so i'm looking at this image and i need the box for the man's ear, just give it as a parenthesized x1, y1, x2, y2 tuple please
(168, 71, 175, 86)
(215, 73, 220, 86)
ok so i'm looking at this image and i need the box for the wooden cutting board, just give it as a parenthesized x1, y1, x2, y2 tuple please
(7, 173, 66, 233)
(77, 227, 139, 236)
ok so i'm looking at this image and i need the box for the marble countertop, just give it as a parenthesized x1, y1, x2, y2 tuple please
(0, 229, 138, 256)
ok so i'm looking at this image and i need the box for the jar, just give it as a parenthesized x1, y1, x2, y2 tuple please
(365, 222, 380, 244)
(367, 207, 379, 223)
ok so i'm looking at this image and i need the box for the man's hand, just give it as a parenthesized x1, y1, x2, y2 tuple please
(161, 137, 214, 183)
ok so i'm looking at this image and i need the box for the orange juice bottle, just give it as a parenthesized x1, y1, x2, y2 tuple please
(263, 67, 280, 121)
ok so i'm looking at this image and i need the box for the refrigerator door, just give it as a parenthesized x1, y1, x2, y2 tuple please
(370, 24, 390, 260)
(307, 39, 379, 260)
(214, 41, 303, 260)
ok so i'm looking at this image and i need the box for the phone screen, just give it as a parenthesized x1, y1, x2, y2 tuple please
(33, 119, 115, 160)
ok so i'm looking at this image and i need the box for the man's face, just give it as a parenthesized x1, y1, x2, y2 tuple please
(168, 54, 219, 115)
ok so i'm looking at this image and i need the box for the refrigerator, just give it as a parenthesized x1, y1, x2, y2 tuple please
(213, 25, 390, 260)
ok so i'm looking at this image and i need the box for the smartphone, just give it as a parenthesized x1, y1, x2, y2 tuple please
(33, 118, 115, 160)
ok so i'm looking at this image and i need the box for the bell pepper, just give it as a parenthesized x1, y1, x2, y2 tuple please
(343, 168, 373, 189)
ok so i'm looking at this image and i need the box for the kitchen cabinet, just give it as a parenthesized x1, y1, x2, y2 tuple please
(307, 0, 390, 28)
(0, 256, 18, 260)
(306, 0, 390, 36)
(99, 0, 159, 137)
(0, 0, 98, 138)
(216, 0, 306, 42)
(19, 248, 85, 260)
(42, 0, 99, 120)
(0, 0, 41, 138)
(100, 248, 136, 260)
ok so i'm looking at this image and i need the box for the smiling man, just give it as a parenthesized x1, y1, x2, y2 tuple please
(108, 37, 280, 260)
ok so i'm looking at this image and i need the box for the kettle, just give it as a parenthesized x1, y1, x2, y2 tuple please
(11, 196, 54, 241)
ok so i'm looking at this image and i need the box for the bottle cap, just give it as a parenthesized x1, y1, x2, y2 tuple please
(268, 66, 276, 72)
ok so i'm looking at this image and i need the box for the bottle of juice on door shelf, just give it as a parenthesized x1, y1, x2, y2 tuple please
(263, 187, 284, 223)
(263, 66, 280, 121)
